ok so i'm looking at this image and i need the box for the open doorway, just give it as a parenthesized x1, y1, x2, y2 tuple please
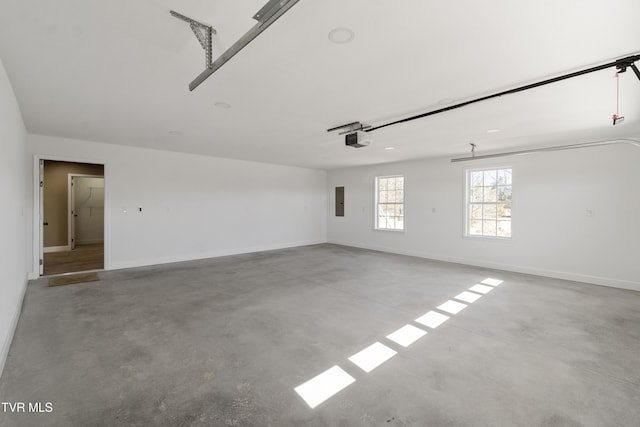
(42, 160, 104, 276)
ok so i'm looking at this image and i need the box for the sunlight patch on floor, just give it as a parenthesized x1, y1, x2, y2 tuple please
(437, 300, 467, 315)
(415, 310, 450, 329)
(470, 284, 494, 294)
(454, 291, 482, 303)
(348, 342, 397, 373)
(481, 278, 503, 286)
(294, 366, 356, 409)
(386, 324, 427, 348)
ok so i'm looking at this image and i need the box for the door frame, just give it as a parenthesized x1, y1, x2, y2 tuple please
(68, 174, 104, 251)
(32, 155, 108, 278)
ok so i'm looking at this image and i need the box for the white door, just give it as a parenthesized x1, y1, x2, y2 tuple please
(39, 159, 44, 275)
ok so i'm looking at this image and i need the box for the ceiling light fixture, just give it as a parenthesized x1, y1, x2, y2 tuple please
(328, 27, 355, 44)
(384, 147, 395, 150)
(487, 129, 500, 133)
(214, 102, 231, 109)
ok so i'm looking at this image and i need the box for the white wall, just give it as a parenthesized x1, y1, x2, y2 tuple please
(327, 143, 640, 291)
(28, 135, 327, 273)
(0, 57, 28, 376)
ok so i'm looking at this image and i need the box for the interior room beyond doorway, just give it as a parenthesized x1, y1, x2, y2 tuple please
(42, 160, 105, 276)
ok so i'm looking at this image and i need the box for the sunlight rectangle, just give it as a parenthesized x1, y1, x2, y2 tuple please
(294, 365, 356, 409)
(386, 324, 427, 348)
(469, 284, 494, 294)
(437, 300, 467, 315)
(481, 278, 503, 286)
(415, 310, 450, 329)
(348, 342, 397, 373)
(454, 291, 482, 304)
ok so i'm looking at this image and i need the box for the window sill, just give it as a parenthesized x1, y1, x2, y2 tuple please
(374, 228, 405, 233)
(463, 234, 513, 242)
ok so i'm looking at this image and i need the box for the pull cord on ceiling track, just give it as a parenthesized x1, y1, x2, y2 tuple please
(327, 52, 640, 148)
(365, 53, 640, 133)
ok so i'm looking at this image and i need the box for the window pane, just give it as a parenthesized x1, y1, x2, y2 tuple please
(470, 171, 483, 187)
(387, 191, 396, 203)
(396, 190, 404, 202)
(396, 177, 404, 190)
(387, 179, 396, 191)
(379, 190, 388, 203)
(469, 220, 482, 235)
(379, 179, 387, 191)
(483, 186, 497, 202)
(497, 204, 511, 219)
(471, 187, 483, 202)
(483, 170, 497, 186)
(483, 204, 497, 219)
(497, 220, 511, 237)
(498, 169, 512, 185)
(497, 186, 512, 202)
(471, 204, 482, 219)
(483, 220, 497, 236)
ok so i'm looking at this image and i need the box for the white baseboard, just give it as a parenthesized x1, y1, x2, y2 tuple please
(0, 278, 28, 379)
(44, 245, 70, 253)
(76, 239, 104, 245)
(327, 240, 640, 293)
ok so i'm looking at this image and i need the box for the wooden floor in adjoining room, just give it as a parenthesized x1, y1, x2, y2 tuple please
(43, 243, 104, 275)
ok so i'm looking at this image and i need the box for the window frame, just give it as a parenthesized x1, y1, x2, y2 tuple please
(464, 166, 513, 239)
(374, 175, 405, 232)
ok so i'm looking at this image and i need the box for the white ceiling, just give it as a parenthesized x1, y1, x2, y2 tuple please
(1, 0, 639, 169)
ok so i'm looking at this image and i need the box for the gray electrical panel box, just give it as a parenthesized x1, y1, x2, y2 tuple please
(335, 187, 344, 217)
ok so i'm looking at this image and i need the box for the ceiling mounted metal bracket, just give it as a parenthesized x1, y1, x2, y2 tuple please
(171, 10, 216, 69)
(172, 0, 301, 91)
(254, 0, 290, 24)
(327, 121, 372, 135)
(615, 57, 640, 81)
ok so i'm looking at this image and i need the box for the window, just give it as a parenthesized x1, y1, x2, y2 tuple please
(376, 175, 404, 231)
(466, 167, 512, 238)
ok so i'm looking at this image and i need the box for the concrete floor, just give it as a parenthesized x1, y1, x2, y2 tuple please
(1, 244, 639, 426)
